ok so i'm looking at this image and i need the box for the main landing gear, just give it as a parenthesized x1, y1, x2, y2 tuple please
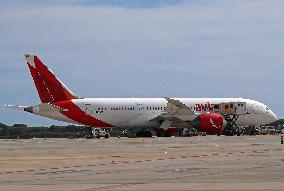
(135, 128, 174, 137)
(86, 127, 110, 139)
(155, 129, 173, 137)
(221, 114, 242, 136)
(136, 129, 152, 137)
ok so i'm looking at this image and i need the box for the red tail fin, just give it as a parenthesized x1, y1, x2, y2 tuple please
(25, 54, 78, 103)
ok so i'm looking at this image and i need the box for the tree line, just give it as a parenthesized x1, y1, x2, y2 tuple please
(0, 123, 89, 139)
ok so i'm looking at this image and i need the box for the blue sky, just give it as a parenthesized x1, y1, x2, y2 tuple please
(0, 0, 284, 126)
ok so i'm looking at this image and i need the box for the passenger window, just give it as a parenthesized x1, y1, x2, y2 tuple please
(230, 104, 233, 108)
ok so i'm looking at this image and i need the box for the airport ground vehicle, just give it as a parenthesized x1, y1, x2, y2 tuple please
(181, 128, 199, 137)
(275, 126, 284, 134)
(94, 128, 110, 139)
(119, 129, 128, 137)
(241, 126, 260, 135)
(86, 128, 110, 139)
(260, 126, 276, 135)
(5, 54, 278, 138)
(198, 132, 207, 136)
(221, 127, 243, 136)
(255, 127, 261, 135)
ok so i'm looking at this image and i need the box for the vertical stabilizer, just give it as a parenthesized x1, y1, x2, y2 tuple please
(25, 54, 78, 103)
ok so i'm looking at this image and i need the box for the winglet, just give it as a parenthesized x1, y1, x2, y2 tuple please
(164, 97, 190, 109)
(163, 97, 194, 114)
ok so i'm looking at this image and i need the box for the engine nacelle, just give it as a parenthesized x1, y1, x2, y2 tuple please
(192, 113, 226, 134)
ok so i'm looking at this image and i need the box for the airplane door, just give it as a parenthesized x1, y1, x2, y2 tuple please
(135, 103, 144, 115)
(135, 103, 145, 126)
(84, 104, 93, 115)
(235, 102, 246, 115)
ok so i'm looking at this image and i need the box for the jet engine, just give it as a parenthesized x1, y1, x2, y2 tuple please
(192, 113, 226, 134)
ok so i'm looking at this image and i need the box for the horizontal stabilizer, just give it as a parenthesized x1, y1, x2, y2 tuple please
(4, 105, 28, 111)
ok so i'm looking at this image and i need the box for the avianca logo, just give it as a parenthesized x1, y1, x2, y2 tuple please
(195, 102, 214, 112)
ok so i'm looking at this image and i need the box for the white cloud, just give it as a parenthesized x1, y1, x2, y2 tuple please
(1, 0, 284, 125)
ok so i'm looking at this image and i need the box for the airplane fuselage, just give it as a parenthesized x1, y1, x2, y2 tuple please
(33, 97, 277, 128)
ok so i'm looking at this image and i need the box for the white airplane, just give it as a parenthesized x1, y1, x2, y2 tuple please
(5, 54, 278, 137)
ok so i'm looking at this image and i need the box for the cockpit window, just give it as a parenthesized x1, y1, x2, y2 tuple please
(266, 107, 270, 111)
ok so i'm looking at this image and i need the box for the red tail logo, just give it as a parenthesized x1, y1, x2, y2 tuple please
(25, 54, 78, 103)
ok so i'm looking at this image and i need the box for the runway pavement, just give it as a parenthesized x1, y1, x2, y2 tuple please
(0, 135, 284, 191)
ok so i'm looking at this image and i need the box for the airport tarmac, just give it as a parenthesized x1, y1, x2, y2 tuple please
(0, 135, 284, 191)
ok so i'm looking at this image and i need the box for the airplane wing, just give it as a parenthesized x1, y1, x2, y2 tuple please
(150, 97, 196, 128)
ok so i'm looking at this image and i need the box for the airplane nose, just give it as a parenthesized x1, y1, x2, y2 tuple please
(269, 111, 278, 123)
(272, 112, 278, 121)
